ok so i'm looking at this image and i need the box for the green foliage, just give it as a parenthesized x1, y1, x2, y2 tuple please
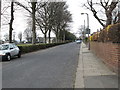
(85, 37, 88, 42)
(64, 31, 76, 41)
(58, 30, 76, 41)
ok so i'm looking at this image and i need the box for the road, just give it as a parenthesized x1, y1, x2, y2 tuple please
(2, 42, 80, 88)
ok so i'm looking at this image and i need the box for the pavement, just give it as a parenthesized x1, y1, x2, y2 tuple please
(75, 42, 118, 88)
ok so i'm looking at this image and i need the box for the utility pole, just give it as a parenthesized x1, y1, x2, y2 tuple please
(83, 20, 85, 42)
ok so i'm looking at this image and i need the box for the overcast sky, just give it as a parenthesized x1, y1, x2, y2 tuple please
(66, 0, 103, 35)
(1, 0, 103, 40)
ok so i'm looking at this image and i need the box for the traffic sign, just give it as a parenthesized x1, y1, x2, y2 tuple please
(85, 28, 90, 34)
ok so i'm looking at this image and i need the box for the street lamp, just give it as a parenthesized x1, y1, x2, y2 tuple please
(81, 13, 90, 50)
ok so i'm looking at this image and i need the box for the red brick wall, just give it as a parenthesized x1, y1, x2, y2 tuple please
(90, 42, 120, 73)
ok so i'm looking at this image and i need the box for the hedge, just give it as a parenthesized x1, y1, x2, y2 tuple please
(18, 41, 71, 54)
(90, 23, 120, 43)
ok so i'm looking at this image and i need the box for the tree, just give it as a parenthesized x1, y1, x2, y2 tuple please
(35, 2, 71, 43)
(60, 10, 72, 41)
(51, 2, 72, 42)
(9, 0, 14, 43)
(84, 0, 119, 27)
(23, 28, 32, 42)
(31, 1, 37, 44)
(15, 1, 72, 43)
(18, 32, 22, 43)
(36, 2, 50, 43)
(1, 1, 21, 43)
(14, 0, 36, 44)
(47, 2, 56, 43)
(15, 0, 46, 44)
(36, 2, 58, 43)
(64, 30, 76, 41)
(4, 33, 9, 42)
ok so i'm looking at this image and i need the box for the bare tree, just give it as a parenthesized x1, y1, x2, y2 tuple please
(4, 33, 9, 42)
(23, 28, 32, 42)
(84, 0, 119, 27)
(51, 2, 72, 42)
(36, 2, 50, 43)
(1, 1, 21, 43)
(9, 0, 14, 43)
(18, 32, 22, 43)
(15, 0, 46, 44)
(1, 1, 11, 26)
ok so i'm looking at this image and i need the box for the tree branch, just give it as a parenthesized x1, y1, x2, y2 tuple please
(14, 2, 32, 14)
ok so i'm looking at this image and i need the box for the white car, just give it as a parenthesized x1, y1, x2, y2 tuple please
(0, 43, 21, 61)
(76, 40, 82, 44)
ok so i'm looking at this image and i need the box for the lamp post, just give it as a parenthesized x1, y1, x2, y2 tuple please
(83, 20, 85, 41)
(81, 13, 90, 50)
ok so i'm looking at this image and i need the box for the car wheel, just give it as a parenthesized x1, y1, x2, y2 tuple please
(6, 54, 11, 61)
(18, 52, 21, 58)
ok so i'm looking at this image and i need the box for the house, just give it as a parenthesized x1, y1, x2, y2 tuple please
(25, 37, 56, 43)
(0, 40, 4, 44)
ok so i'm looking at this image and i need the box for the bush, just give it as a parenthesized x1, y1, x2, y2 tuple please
(98, 29, 107, 42)
(108, 23, 120, 43)
(92, 32, 100, 41)
(90, 23, 120, 43)
(18, 41, 71, 54)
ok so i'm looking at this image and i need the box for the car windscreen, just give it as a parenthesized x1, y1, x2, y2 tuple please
(0, 45, 9, 50)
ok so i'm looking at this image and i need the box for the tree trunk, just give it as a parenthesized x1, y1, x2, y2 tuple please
(44, 34, 47, 43)
(56, 32, 59, 43)
(20, 38, 22, 43)
(9, 1, 14, 43)
(106, 11, 112, 26)
(118, 5, 120, 23)
(31, 2, 36, 44)
(48, 30, 51, 43)
(63, 29, 65, 42)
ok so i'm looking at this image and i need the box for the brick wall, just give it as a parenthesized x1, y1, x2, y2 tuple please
(90, 42, 120, 73)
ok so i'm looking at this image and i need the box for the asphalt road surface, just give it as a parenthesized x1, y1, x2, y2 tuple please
(2, 42, 80, 88)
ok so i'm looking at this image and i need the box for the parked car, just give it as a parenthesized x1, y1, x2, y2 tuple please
(0, 43, 21, 61)
(76, 40, 82, 44)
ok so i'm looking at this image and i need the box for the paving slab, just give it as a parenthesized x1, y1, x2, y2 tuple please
(74, 42, 118, 89)
(84, 75, 118, 88)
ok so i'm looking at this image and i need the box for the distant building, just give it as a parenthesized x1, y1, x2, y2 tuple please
(37, 37, 44, 43)
(26, 37, 32, 43)
(0, 40, 4, 44)
(37, 37, 56, 43)
(25, 37, 56, 43)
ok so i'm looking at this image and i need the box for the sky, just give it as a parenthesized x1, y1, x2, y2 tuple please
(1, 0, 103, 41)
(66, 0, 102, 36)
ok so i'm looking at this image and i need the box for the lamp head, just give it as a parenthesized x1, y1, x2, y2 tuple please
(81, 13, 84, 15)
